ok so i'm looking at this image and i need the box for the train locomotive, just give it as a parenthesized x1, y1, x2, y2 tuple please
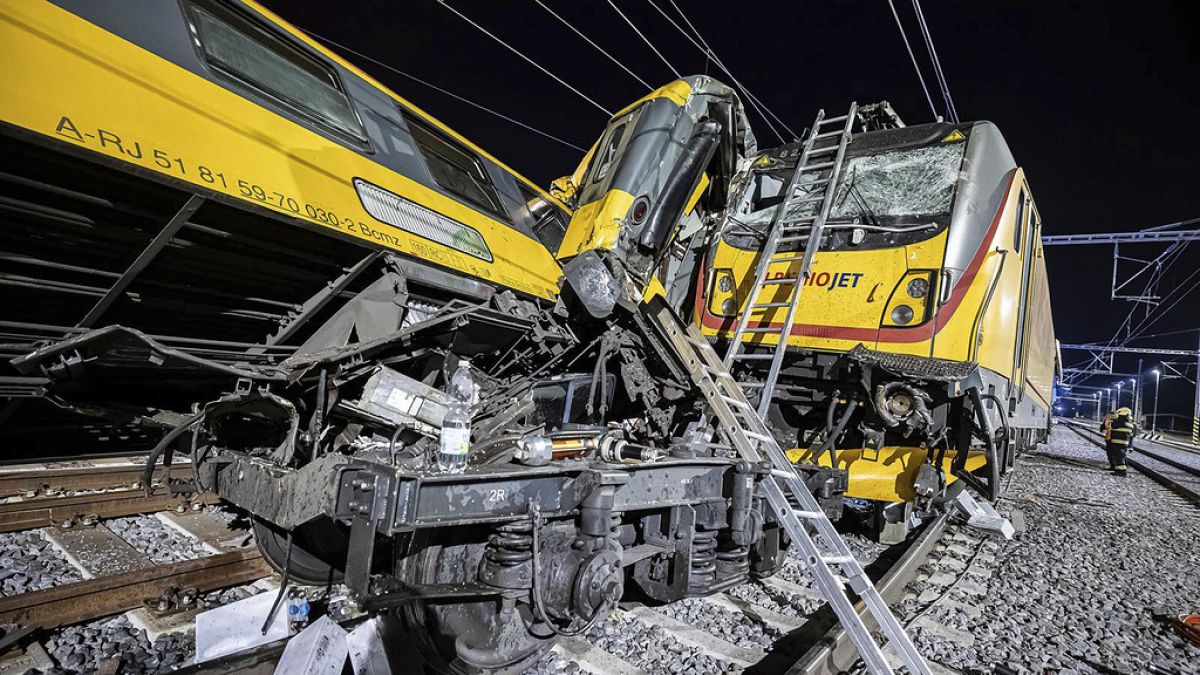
(697, 111, 1057, 540)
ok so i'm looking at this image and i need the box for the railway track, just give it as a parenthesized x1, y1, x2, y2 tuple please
(0, 459, 969, 674)
(1060, 419, 1200, 506)
(0, 456, 210, 533)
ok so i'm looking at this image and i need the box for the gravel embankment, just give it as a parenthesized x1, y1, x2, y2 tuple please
(0, 530, 82, 596)
(903, 427, 1200, 674)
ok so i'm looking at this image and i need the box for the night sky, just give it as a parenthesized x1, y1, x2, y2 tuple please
(264, 0, 1200, 423)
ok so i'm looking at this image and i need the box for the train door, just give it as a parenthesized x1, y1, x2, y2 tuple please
(1010, 186, 1039, 411)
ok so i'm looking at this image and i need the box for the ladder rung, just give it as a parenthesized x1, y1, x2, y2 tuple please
(733, 353, 775, 360)
(793, 509, 825, 519)
(768, 254, 806, 263)
(739, 381, 765, 388)
(761, 277, 795, 285)
(769, 468, 801, 480)
(822, 554, 854, 565)
(818, 114, 848, 125)
(779, 236, 808, 244)
(802, 161, 834, 171)
(742, 326, 783, 334)
(746, 431, 774, 442)
(808, 144, 837, 154)
(751, 301, 790, 309)
(789, 196, 827, 204)
(813, 130, 841, 139)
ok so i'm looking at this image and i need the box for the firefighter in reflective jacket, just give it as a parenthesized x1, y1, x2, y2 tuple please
(1102, 407, 1136, 475)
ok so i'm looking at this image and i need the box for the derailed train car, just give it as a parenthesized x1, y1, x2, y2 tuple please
(4, 2, 802, 670)
(697, 115, 1057, 539)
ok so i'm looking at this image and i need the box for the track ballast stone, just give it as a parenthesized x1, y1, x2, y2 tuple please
(105, 514, 212, 564)
(901, 427, 1200, 674)
(0, 529, 82, 596)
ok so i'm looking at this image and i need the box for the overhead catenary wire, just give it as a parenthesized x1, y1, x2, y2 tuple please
(303, 30, 586, 152)
(885, 0, 939, 121)
(606, 0, 680, 80)
(437, 0, 613, 116)
(646, 0, 793, 143)
(659, 0, 795, 141)
(532, 0, 654, 91)
(664, 0, 800, 141)
(910, 0, 959, 122)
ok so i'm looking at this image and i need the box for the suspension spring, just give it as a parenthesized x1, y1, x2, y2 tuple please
(485, 520, 534, 567)
(689, 528, 718, 594)
(716, 543, 750, 577)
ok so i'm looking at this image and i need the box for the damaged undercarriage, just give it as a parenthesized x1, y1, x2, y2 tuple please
(14, 265, 792, 672)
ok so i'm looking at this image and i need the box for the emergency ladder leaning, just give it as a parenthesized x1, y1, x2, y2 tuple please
(645, 104, 933, 675)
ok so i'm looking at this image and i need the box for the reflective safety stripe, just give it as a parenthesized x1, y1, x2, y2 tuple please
(1110, 439, 1129, 445)
(1114, 426, 1135, 433)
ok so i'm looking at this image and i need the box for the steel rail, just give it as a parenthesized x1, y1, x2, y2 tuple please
(1061, 420, 1200, 506)
(787, 510, 952, 674)
(0, 485, 212, 533)
(0, 548, 270, 630)
(0, 463, 155, 498)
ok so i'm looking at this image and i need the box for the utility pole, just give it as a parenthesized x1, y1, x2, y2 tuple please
(1151, 368, 1161, 433)
(1194, 327, 1200, 445)
(1135, 357, 1143, 424)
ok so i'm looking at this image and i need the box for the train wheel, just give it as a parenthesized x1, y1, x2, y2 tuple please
(395, 530, 550, 675)
(253, 517, 347, 586)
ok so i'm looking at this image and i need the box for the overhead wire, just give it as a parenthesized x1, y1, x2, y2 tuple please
(661, 0, 796, 141)
(531, 0, 654, 91)
(885, 0, 939, 121)
(606, 0, 681, 80)
(303, 30, 587, 152)
(910, 0, 959, 122)
(645, 0, 792, 143)
(437, 0, 613, 116)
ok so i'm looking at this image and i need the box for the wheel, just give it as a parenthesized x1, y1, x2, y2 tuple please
(394, 529, 552, 675)
(253, 517, 348, 586)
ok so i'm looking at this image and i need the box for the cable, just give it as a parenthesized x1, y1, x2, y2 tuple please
(606, 0, 680, 80)
(532, 0, 653, 91)
(655, 0, 795, 142)
(885, 0, 939, 121)
(910, 0, 959, 122)
(437, 0, 613, 116)
(303, 30, 587, 152)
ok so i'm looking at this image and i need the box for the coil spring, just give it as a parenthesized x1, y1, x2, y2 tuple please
(716, 544, 750, 576)
(690, 529, 718, 588)
(485, 520, 534, 567)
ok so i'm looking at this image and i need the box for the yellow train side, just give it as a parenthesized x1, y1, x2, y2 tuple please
(0, 0, 563, 299)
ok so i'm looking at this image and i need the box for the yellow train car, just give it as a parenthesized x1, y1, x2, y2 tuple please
(697, 120, 1056, 537)
(0, 0, 570, 455)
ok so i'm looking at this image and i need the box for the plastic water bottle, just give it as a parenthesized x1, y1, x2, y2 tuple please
(438, 360, 473, 473)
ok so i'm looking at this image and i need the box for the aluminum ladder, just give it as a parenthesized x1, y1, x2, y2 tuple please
(649, 104, 932, 674)
(722, 105, 856, 418)
(648, 299, 931, 675)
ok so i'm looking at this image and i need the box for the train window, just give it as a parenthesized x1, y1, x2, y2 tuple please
(403, 113, 506, 218)
(515, 185, 567, 251)
(184, 0, 365, 142)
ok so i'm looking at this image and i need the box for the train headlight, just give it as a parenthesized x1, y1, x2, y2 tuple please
(881, 271, 933, 328)
(709, 268, 739, 317)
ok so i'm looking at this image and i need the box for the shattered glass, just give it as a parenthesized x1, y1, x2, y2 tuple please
(725, 142, 966, 238)
(830, 143, 965, 219)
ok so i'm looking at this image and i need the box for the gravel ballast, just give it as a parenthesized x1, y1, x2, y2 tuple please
(106, 515, 212, 564)
(902, 427, 1200, 674)
(0, 529, 83, 596)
